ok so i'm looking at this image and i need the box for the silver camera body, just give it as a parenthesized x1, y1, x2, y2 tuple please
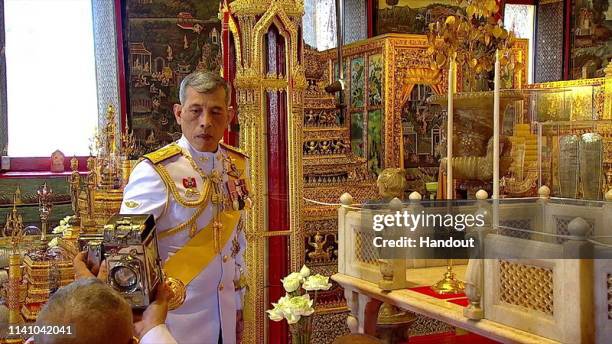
(80, 214, 163, 310)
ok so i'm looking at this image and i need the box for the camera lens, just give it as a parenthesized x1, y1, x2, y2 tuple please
(110, 266, 138, 292)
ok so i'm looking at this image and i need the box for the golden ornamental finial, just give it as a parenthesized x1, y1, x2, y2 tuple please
(106, 104, 116, 120)
(14, 185, 22, 205)
(5, 190, 24, 252)
(121, 128, 136, 158)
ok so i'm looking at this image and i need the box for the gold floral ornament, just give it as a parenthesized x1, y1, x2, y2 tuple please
(426, 1, 522, 91)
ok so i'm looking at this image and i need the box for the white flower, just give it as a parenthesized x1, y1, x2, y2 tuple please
(267, 294, 291, 322)
(287, 294, 315, 316)
(299, 265, 311, 278)
(281, 272, 304, 293)
(303, 274, 332, 291)
(266, 306, 285, 322)
(48, 237, 59, 248)
(54, 216, 75, 234)
(267, 294, 314, 325)
(285, 312, 301, 324)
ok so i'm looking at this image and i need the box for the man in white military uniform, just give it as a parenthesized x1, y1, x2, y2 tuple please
(120, 71, 249, 344)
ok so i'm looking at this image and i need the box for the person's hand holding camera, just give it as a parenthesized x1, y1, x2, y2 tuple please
(73, 251, 108, 280)
(133, 281, 172, 340)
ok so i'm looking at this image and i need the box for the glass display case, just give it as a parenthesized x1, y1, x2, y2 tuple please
(521, 80, 611, 200)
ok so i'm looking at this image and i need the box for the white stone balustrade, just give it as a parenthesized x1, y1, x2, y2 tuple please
(334, 189, 612, 343)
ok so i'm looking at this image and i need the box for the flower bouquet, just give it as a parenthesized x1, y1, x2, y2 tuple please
(52, 216, 75, 235)
(267, 265, 332, 344)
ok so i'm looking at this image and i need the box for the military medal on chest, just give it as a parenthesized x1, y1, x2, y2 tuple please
(223, 155, 252, 210)
(182, 177, 200, 198)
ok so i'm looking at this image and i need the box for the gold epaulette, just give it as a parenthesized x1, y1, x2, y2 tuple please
(143, 143, 182, 164)
(220, 142, 249, 160)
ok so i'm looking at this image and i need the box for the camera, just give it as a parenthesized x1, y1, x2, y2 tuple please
(79, 214, 163, 310)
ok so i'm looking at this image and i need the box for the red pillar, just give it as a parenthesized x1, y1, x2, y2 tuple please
(221, 8, 238, 146)
(265, 26, 290, 344)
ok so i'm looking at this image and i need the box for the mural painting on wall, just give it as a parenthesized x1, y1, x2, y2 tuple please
(376, 0, 463, 35)
(345, 53, 385, 175)
(367, 109, 383, 175)
(350, 57, 365, 108)
(368, 54, 383, 107)
(571, 0, 612, 79)
(401, 85, 444, 169)
(350, 112, 365, 157)
(124, 0, 222, 155)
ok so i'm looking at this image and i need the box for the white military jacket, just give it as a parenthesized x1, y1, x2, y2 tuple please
(120, 136, 248, 344)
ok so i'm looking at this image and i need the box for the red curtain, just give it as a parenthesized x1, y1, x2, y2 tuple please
(265, 24, 290, 344)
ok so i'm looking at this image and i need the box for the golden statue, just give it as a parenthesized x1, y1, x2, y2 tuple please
(104, 105, 118, 156)
(68, 157, 81, 219)
(4, 193, 23, 239)
(307, 232, 332, 262)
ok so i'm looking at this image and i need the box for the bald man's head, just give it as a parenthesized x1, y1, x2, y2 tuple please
(35, 278, 133, 344)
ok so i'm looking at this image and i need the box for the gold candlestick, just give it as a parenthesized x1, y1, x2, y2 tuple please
(37, 183, 54, 241)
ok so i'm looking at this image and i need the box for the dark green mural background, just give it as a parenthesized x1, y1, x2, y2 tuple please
(124, 0, 222, 156)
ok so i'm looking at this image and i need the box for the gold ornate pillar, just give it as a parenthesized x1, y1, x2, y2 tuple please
(605, 62, 612, 120)
(222, 0, 305, 342)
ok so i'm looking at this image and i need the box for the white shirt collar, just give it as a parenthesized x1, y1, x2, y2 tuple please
(177, 135, 224, 170)
(177, 135, 219, 159)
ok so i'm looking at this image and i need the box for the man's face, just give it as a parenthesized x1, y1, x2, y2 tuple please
(173, 86, 232, 152)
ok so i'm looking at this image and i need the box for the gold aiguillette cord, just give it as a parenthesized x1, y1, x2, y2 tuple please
(211, 172, 224, 253)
